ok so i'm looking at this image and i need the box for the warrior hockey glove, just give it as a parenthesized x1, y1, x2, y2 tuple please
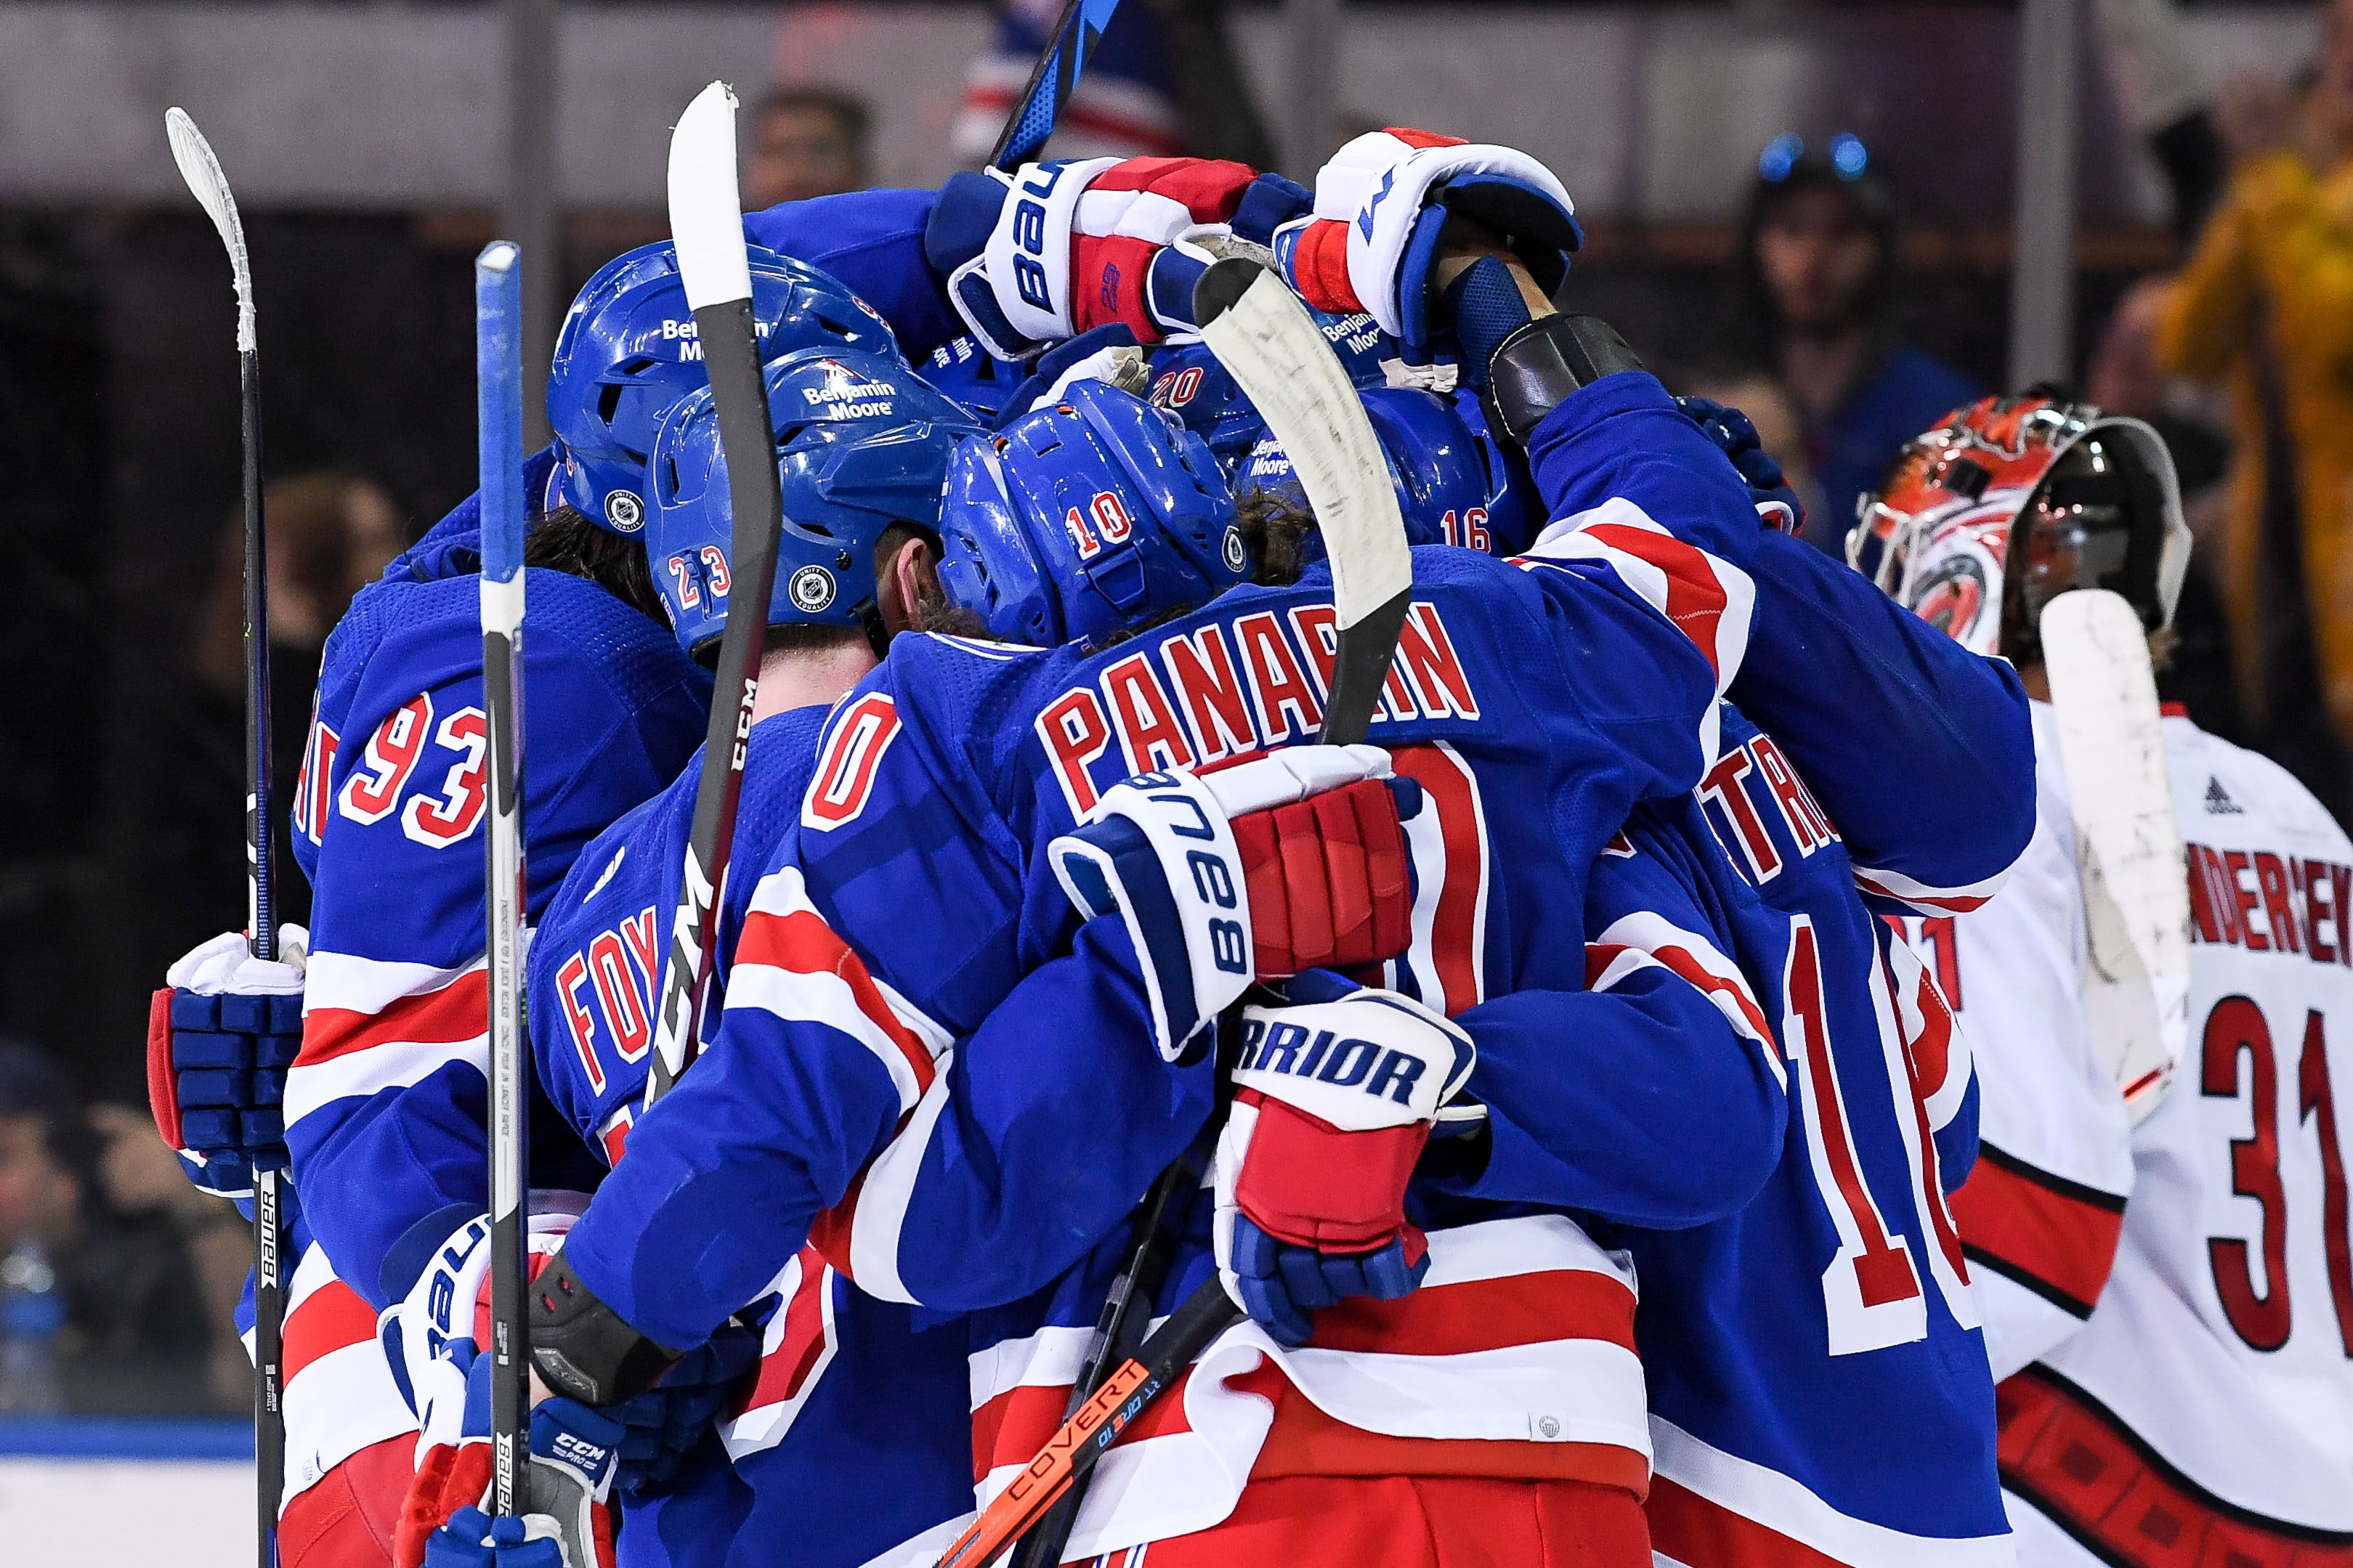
(1677, 396, 1805, 535)
(1213, 970, 1477, 1346)
(1049, 744, 1401, 1057)
(149, 925, 306, 1198)
(926, 156, 1270, 359)
(1276, 129, 1580, 359)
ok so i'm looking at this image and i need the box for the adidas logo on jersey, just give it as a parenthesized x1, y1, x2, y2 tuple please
(2205, 776, 2244, 815)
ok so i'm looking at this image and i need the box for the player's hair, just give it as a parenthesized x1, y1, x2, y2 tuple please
(526, 505, 666, 625)
(754, 84, 873, 155)
(1237, 486, 1317, 589)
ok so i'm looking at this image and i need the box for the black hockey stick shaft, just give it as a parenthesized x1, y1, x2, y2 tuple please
(238, 341, 291, 1568)
(1009, 1152, 1199, 1568)
(644, 84, 787, 1111)
(936, 1283, 1242, 1568)
(644, 294, 779, 1107)
(988, 0, 1125, 171)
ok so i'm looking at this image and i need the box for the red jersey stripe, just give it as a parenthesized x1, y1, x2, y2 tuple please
(1308, 1267, 1637, 1357)
(735, 906, 936, 1096)
(299, 969, 489, 1067)
(283, 1280, 379, 1384)
(1950, 1145, 2126, 1318)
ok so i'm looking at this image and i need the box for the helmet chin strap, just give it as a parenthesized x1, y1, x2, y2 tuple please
(857, 601, 891, 660)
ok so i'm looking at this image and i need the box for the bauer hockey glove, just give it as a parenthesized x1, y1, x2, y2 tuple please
(1229, 771, 1420, 979)
(1276, 129, 1580, 362)
(149, 925, 306, 1199)
(925, 156, 1276, 358)
(1677, 396, 1805, 535)
(1049, 744, 1410, 1055)
(1213, 970, 1478, 1346)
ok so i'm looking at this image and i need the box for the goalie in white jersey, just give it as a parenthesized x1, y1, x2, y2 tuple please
(1856, 394, 2353, 1567)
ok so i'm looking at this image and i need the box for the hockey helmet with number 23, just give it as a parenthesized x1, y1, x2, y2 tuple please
(936, 379, 1250, 649)
(547, 241, 899, 536)
(647, 346, 983, 658)
(1851, 394, 2189, 662)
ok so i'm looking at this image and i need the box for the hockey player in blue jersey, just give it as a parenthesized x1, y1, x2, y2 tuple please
(513, 217, 1809, 1568)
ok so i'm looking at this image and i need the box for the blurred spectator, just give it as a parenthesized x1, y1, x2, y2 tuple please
(2094, 0, 2232, 247)
(1680, 370, 1823, 531)
(951, 0, 1274, 170)
(1734, 137, 1977, 558)
(179, 471, 402, 932)
(2155, 0, 2353, 822)
(746, 85, 875, 208)
(0, 1042, 222, 1413)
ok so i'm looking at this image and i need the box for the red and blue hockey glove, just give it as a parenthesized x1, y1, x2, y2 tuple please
(1677, 395, 1805, 535)
(1212, 970, 1478, 1346)
(405, 1350, 622, 1568)
(1049, 745, 1407, 1057)
(1275, 129, 1579, 360)
(926, 156, 1265, 359)
(148, 926, 306, 1200)
(1228, 771, 1420, 979)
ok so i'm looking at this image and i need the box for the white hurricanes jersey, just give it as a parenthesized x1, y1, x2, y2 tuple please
(1897, 703, 2353, 1564)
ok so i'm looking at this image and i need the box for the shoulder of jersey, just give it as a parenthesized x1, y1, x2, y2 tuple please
(2171, 714, 2352, 850)
(320, 569, 702, 722)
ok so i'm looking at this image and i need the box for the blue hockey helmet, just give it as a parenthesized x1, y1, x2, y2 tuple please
(546, 241, 899, 536)
(1237, 385, 1504, 556)
(1144, 305, 1390, 482)
(647, 346, 983, 658)
(936, 379, 1250, 649)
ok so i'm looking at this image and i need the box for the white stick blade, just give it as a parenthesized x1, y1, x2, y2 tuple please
(1199, 270, 1410, 630)
(668, 81, 753, 312)
(165, 107, 256, 352)
(2043, 588, 2191, 1121)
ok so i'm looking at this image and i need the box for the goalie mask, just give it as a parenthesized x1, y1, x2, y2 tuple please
(1848, 394, 2188, 663)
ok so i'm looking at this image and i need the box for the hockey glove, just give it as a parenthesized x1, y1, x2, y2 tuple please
(1275, 129, 1580, 359)
(607, 1323, 759, 1495)
(1677, 396, 1805, 535)
(402, 1349, 621, 1568)
(149, 925, 307, 1199)
(926, 156, 1264, 359)
(1230, 773, 1420, 979)
(1213, 970, 1477, 1346)
(1049, 744, 1399, 1057)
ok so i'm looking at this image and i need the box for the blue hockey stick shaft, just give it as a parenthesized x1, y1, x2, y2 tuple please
(989, 0, 1125, 171)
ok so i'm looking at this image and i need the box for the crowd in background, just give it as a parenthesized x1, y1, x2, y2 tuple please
(4, 0, 2353, 1413)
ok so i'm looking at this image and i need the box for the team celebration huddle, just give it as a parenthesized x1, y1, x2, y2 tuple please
(139, 14, 2352, 1568)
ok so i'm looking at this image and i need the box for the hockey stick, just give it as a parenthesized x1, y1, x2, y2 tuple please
(987, 0, 1126, 171)
(942, 259, 1412, 1568)
(474, 240, 534, 1515)
(166, 106, 288, 1568)
(2041, 588, 2191, 1121)
(644, 81, 787, 1109)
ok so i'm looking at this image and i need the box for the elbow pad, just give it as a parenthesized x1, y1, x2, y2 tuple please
(529, 1250, 681, 1409)
(1481, 314, 1645, 449)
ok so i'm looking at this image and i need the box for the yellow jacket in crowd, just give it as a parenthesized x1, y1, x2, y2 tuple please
(2160, 148, 2353, 737)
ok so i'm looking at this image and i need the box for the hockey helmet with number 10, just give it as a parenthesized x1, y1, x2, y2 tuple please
(647, 346, 983, 659)
(548, 242, 899, 536)
(1851, 394, 2189, 663)
(936, 380, 1250, 649)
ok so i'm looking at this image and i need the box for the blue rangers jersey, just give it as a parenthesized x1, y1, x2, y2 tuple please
(1576, 530, 2036, 1568)
(556, 372, 1783, 1557)
(283, 492, 711, 1308)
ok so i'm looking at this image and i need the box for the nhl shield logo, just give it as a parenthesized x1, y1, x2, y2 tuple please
(1221, 527, 1248, 574)
(604, 490, 645, 532)
(787, 564, 837, 613)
